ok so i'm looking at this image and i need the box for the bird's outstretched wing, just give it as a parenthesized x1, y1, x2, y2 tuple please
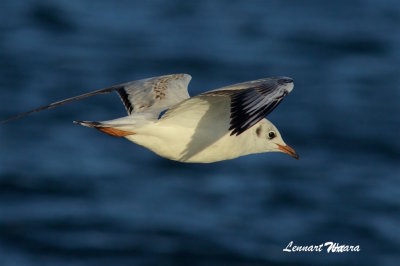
(0, 74, 191, 124)
(162, 76, 294, 136)
(203, 77, 294, 135)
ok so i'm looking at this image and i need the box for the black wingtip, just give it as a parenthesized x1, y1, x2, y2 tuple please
(0, 114, 27, 125)
(73, 120, 102, 128)
(229, 127, 246, 136)
(0, 119, 9, 125)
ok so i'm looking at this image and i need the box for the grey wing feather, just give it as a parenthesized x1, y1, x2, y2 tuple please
(117, 73, 191, 116)
(201, 77, 293, 135)
(0, 74, 191, 124)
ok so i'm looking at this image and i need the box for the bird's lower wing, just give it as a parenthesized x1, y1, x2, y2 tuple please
(159, 95, 231, 131)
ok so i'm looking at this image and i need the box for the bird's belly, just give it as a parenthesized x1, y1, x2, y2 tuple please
(126, 122, 241, 163)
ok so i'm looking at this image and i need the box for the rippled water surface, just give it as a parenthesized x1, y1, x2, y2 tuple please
(1, 1, 400, 265)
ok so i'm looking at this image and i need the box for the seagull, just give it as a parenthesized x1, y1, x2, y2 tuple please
(1, 74, 298, 163)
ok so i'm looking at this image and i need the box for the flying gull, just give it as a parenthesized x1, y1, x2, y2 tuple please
(1, 74, 298, 163)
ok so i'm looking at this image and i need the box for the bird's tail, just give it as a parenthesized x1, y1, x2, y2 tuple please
(74, 120, 135, 137)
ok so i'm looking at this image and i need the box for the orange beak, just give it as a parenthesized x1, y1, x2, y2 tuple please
(277, 144, 299, 160)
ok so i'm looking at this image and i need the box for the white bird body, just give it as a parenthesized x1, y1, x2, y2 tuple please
(127, 118, 275, 163)
(1, 73, 298, 163)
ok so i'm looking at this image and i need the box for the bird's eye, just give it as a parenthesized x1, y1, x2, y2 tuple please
(268, 131, 276, 139)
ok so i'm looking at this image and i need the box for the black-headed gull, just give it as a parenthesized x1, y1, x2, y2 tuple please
(1, 74, 298, 163)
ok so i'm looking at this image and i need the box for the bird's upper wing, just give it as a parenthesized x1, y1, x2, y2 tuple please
(162, 77, 293, 136)
(116, 74, 191, 115)
(0, 74, 191, 124)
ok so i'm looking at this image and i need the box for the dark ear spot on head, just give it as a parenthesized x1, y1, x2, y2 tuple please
(256, 126, 262, 137)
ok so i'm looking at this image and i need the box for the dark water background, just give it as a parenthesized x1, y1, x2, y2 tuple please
(1, 1, 399, 265)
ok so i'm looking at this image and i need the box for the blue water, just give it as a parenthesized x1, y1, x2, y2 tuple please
(1, 1, 399, 265)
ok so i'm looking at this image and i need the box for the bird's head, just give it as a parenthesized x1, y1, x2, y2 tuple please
(254, 119, 299, 159)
